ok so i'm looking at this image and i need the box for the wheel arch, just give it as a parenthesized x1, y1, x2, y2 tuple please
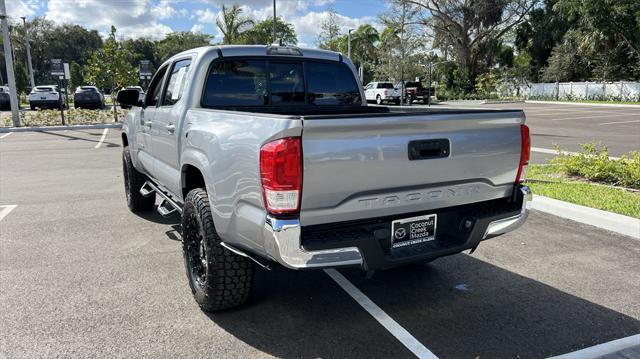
(181, 163, 206, 199)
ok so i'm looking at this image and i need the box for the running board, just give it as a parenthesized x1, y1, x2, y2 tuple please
(140, 181, 182, 216)
(220, 242, 272, 270)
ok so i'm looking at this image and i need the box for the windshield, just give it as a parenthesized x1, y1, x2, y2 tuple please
(378, 83, 394, 89)
(35, 87, 55, 92)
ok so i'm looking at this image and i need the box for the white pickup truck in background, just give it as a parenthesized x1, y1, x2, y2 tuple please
(364, 81, 401, 105)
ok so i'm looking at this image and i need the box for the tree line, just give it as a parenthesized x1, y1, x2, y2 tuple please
(1, 0, 638, 98)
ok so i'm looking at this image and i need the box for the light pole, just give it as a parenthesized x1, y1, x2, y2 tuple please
(1, 0, 20, 126)
(20, 16, 34, 88)
(272, 0, 276, 44)
(347, 28, 354, 59)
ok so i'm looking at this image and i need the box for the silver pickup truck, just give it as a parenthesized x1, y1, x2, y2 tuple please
(117, 45, 531, 312)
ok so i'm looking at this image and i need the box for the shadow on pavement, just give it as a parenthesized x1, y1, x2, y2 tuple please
(208, 255, 639, 358)
(39, 130, 120, 147)
(134, 208, 180, 226)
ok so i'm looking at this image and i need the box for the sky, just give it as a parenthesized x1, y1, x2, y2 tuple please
(6, 0, 388, 48)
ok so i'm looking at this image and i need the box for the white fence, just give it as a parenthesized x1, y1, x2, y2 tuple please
(499, 81, 640, 101)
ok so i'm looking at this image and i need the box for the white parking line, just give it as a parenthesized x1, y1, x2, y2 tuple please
(0, 205, 17, 221)
(531, 147, 621, 160)
(324, 269, 438, 359)
(0, 132, 13, 139)
(548, 334, 640, 359)
(551, 113, 635, 121)
(94, 128, 109, 149)
(598, 119, 640, 126)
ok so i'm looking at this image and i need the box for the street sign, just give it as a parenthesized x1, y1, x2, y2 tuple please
(63, 63, 70, 80)
(51, 59, 64, 76)
(139, 60, 152, 78)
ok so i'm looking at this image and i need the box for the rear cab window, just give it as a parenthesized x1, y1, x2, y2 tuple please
(201, 58, 361, 108)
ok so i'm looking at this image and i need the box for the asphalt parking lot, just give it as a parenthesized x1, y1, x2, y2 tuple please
(434, 101, 640, 164)
(0, 111, 639, 358)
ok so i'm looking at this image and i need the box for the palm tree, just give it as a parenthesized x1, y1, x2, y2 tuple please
(351, 24, 380, 65)
(216, 5, 254, 44)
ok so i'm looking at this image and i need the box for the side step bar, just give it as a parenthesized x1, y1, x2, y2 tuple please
(140, 181, 182, 217)
(140, 181, 270, 269)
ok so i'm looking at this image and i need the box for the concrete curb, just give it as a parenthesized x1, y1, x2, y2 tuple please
(531, 195, 640, 239)
(525, 100, 640, 108)
(0, 123, 122, 133)
(480, 100, 525, 104)
(531, 146, 621, 160)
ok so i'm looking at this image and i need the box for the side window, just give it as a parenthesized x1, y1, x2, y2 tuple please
(306, 62, 361, 106)
(270, 62, 305, 105)
(146, 66, 168, 107)
(202, 60, 268, 107)
(162, 59, 192, 106)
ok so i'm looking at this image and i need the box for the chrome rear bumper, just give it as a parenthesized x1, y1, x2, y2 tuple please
(263, 186, 531, 270)
(483, 186, 531, 239)
(263, 217, 363, 269)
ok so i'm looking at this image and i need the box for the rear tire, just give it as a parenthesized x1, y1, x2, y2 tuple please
(30, 104, 35, 111)
(122, 146, 155, 212)
(376, 95, 382, 105)
(182, 188, 254, 312)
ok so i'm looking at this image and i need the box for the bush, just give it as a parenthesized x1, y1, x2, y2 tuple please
(551, 143, 640, 189)
(2, 108, 128, 127)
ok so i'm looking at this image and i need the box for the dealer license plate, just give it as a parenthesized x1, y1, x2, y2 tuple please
(391, 214, 437, 249)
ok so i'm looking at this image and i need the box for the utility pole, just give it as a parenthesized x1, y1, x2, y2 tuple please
(347, 28, 354, 59)
(272, 0, 276, 44)
(1, 0, 20, 126)
(20, 16, 34, 88)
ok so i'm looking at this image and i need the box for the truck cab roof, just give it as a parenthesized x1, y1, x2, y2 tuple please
(165, 45, 348, 67)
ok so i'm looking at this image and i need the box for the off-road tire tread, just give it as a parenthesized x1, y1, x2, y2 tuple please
(183, 188, 253, 312)
(122, 146, 155, 212)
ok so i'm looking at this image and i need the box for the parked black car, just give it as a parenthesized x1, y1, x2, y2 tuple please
(0, 86, 11, 111)
(73, 86, 104, 109)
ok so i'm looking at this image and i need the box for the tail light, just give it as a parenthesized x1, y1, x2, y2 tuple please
(384, 89, 388, 96)
(260, 137, 302, 216)
(516, 124, 531, 183)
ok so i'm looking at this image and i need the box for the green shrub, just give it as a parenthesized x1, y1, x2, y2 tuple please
(2, 108, 128, 127)
(551, 143, 640, 189)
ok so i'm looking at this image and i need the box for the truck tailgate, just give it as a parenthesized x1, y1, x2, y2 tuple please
(299, 111, 524, 226)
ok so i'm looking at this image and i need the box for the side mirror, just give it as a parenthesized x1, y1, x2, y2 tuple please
(117, 89, 145, 108)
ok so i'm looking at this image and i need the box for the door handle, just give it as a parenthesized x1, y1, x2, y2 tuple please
(166, 124, 176, 133)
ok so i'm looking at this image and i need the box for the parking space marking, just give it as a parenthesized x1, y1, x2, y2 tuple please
(0, 205, 17, 221)
(598, 119, 640, 126)
(324, 269, 438, 359)
(531, 147, 621, 160)
(551, 113, 635, 121)
(0, 132, 13, 139)
(94, 128, 109, 149)
(548, 334, 640, 359)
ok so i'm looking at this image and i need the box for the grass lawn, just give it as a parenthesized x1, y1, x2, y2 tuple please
(526, 165, 640, 218)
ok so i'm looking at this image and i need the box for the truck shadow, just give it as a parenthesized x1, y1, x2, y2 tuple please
(39, 130, 120, 147)
(208, 255, 639, 358)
